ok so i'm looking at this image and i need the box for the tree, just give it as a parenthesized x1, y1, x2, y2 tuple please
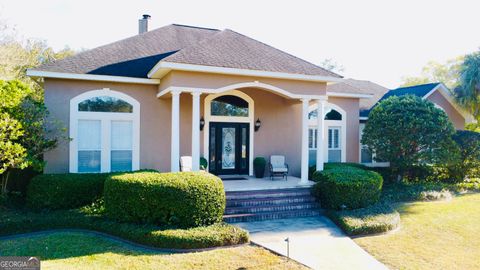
(455, 50, 480, 119)
(361, 95, 457, 179)
(0, 80, 63, 196)
(400, 56, 464, 89)
(447, 130, 480, 182)
(0, 21, 75, 97)
(0, 113, 27, 195)
(319, 58, 345, 74)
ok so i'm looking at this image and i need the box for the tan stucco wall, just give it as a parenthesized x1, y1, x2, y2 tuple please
(43, 79, 172, 173)
(159, 70, 327, 96)
(328, 97, 360, 163)
(43, 76, 358, 175)
(427, 91, 466, 130)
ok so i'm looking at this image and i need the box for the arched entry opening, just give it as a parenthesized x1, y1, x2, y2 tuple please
(204, 90, 254, 175)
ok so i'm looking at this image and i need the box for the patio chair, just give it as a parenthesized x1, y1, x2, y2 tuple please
(180, 156, 192, 172)
(269, 155, 289, 181)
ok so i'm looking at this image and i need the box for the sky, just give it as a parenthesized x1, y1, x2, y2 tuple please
(0, 0, 479, 88)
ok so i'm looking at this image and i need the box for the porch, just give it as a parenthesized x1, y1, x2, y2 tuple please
(222, 175, 315, 192)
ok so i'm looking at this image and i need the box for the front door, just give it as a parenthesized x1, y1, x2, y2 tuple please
(209, 122, 249, 175)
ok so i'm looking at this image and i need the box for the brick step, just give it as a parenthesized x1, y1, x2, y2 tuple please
(226, 195, 316, 207)
(224, 202, 319, 215)
(223, 209, 322, 223)
(226, 188, 312, 200)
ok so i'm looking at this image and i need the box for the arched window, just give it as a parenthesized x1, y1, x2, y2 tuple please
(78, 96, 133, 113)
(211, 95, 249, 117)
(70, 89, 139, 173)
(308, 108, 342, 120)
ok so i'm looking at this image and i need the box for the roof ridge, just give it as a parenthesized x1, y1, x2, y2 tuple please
(222, 29, 342, 78)
(171, 23, 220, 32)
(392, 82, 440, 91)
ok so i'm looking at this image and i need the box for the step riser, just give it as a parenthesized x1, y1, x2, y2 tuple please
(226, 191, 311, 200)
(224, 210, 320, 223)
(225, 203, 318, 214)
(226, 197, 315, 207)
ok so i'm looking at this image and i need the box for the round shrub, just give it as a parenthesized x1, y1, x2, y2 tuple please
(104, 171, 225, 228)
(26, 173, 109, 210)
(312, 166, 383, 210)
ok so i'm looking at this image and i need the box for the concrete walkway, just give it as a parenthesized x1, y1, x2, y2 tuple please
(235, 216, 388, 270)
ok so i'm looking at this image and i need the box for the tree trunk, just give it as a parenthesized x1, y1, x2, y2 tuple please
(1, 171, 11, 196)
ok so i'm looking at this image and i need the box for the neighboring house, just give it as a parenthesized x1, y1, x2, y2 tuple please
(27, 17, 374, 183)
(354, 82, 476, 166)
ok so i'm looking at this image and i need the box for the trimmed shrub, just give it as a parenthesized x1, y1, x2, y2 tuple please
(309, 163, 368, 180)
(200, 157, 208, 170)
(447, 130, 480, 182)
(26, 173, 110, 210)
(104, 171, 225, 228)
(312, 166, 383, 209)
(327, 203, 400, 236)
(0, 209, 249, 249)
(253, 157, 266, 178)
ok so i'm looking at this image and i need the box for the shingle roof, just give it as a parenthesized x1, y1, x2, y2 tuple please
(36, 24, 340, 79)
(326, 79, 389, 117)
(360, 83, 441, 117)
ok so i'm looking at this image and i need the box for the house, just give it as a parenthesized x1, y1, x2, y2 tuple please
(26, 16, 473, 183)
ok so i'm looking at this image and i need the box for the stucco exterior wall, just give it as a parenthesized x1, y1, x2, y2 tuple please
(43, 78, 171, 173)
(427, 91, 466, 130)
(328, 97, 360, 163)
(42, 76, 358, 175)
(159, 70, 327, 96)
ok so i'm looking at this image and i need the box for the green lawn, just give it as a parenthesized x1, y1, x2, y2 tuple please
(354, 193, 480, 270)
(0, 232, 307, 270)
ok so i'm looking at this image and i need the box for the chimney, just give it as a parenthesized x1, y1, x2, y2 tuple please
(138, 14, 151, 34)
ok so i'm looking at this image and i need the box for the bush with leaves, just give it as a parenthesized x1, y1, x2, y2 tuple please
(446, 130, 480, 182)
(0, 80, 63, 196)
(362, 95, 457, 179)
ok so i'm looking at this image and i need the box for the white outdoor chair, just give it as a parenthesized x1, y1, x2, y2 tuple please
(180, 156, 192, 172)
(269, 155, 289, 181)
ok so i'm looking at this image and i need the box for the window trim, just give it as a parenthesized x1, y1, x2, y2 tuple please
(69, 88, 140, 173)
(308, 102, 347, 163)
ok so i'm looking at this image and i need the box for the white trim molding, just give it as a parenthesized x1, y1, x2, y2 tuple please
(148, 61, 344, 83)
(158, 81, 330, 100)
(327, 91, 373, 99)
(69, 88, 140, 173)
(423, 83, 476, 124)
(203, 90, 255, 176)
(308, 102, 347, 163)
(27, 70, 161, 85)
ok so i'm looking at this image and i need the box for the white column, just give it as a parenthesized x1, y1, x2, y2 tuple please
(191, 92, 201, 171)
(316, 99, 326, 171)
(300, 98, 310, 184)
(171, 90, 181, 172)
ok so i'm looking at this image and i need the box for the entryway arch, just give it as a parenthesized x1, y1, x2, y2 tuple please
(204, 90, 254, 175)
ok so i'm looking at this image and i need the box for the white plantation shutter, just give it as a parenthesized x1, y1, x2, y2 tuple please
(77, 120, 101, 172)
(111, 121, 133, 172)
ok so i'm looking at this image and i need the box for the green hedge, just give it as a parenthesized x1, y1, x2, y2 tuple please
(104, 171, 225, 228)
(312, 166, 383, 210)
(309, 163, 368, 180)
(0, 209, 248, 249)
(26, 173, 110, 210)
(327, 203, 400, 236)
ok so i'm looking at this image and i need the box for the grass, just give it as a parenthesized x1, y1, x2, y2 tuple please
(0, 232, 307, 270)
(354, 193, 480, 270)
(0, 207, 249, 249)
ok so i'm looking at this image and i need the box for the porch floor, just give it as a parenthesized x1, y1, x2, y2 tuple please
(221, 175, 315, 192)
